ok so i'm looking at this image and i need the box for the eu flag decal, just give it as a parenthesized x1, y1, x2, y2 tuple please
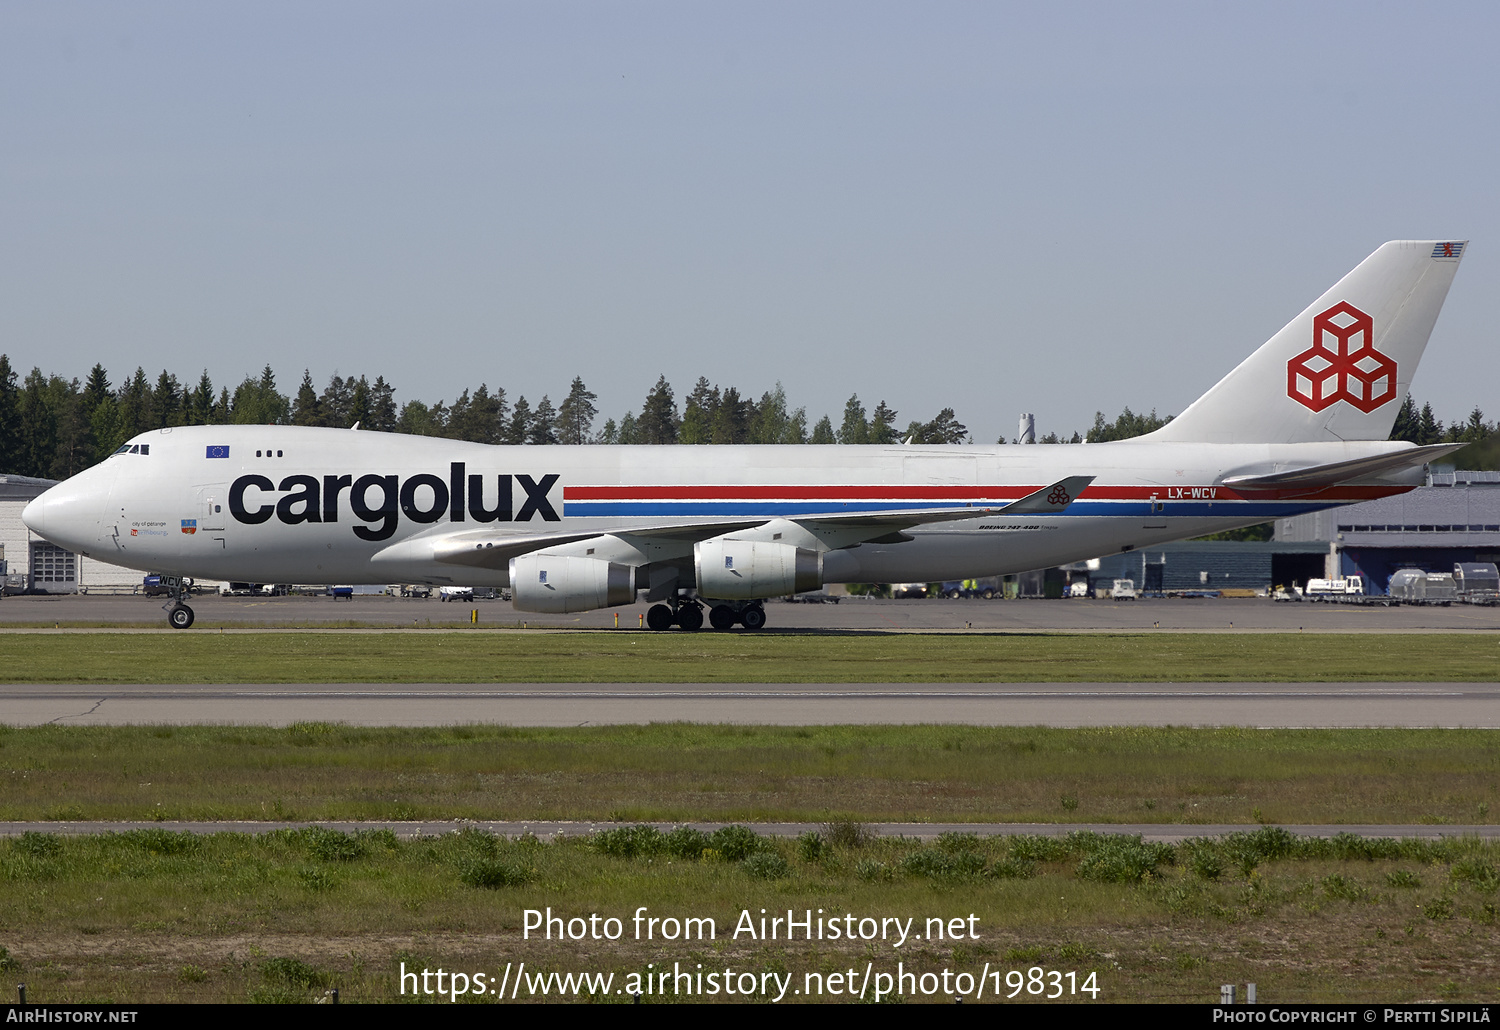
(181, 519, 197, 535)
(205, 445, 230, 458)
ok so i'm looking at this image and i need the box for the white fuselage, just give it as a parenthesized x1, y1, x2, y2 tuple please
(24, 424, 1419, 593)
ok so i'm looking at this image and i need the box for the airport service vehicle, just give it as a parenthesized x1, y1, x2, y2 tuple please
(1110, 579, 1138, 601)
(1387, 569, 1456, 605)
(439, 586, 475, 603)
(22, 241, 1470, 630)
(1453, 562, 1500, 605)
(1305, 576, 1368, 599)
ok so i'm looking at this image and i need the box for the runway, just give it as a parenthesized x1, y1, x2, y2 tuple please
(7, 681, 1500, 727)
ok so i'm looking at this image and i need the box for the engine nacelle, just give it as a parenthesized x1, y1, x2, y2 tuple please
(509, 554, 636, 613)
(694, 538, 822, 599)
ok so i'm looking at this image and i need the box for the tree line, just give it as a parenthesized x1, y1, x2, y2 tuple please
(0, 354, 1492, 481)
(0, 358, 971, 480)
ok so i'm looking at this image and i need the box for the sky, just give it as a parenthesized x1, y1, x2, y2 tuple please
(2, 1, 1496, 444)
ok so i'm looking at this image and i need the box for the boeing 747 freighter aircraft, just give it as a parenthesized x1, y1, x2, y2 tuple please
(23, 241, 1468, 630)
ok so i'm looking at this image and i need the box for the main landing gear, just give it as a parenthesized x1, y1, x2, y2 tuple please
(162, 576, 195, 630)
(646, 599, 766, 632)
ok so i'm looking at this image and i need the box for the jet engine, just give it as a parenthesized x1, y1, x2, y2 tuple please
(694, 538, 822, 599)
(509, 554, 637, 613)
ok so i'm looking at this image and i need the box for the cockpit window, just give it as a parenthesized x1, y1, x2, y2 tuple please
(114, 445, 131, 454)
(115, 444, 151, 455)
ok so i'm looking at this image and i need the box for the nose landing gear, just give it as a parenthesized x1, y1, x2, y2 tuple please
(161, 576, 195, 629)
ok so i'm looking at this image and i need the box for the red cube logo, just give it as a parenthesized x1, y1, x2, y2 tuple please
(1286, 301, 1397, 413)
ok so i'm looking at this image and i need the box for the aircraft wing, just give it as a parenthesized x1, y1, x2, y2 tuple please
(374, 475, 1096, 572)
(1221, 444, 1465, 492)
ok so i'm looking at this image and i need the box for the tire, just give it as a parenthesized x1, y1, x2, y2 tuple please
(676, 604, 704, 631)
(740, 605, 767, 630)
(709, 605, 737, 631)
(646, 604, 675, 631)
(168, 605, 195, 630)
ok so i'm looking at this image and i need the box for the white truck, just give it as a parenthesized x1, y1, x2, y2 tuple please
(1110, 578, 1138, 601)
(1304, 576, 1366, 599)
(1304, 575, 1395, 605)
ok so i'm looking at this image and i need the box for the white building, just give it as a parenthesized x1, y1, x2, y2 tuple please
(0, 474, 142, 593)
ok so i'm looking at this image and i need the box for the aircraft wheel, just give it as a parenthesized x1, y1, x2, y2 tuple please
(708, 605, 737, 631)
(168, 604, 195, 630)
(646, 604, 675, 631)
(676, 604, 704, 632)
(740, 605, 767, 631)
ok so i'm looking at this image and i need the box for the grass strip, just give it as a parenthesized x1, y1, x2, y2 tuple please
(3, 631, 1499, 683)
(1, 825, 1496, 1003)
(3, 724, 1496, 824)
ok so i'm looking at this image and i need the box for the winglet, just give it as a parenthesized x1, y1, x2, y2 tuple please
(996, 475, 1094, 515)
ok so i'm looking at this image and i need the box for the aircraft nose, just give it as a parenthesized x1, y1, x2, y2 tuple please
(22, 493, 48, 537)
(22, 479, 100, 553)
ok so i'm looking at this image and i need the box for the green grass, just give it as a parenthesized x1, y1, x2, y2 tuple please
(2, 631, 1498, 683)
(2, 827, 1497, 1003)
(2, 724, 1496, 824)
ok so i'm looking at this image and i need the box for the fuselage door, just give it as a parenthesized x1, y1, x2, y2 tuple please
(195, 485, 228, 547)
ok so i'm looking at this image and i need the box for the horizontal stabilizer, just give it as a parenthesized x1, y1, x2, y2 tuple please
(1221, 444, 1464, 491)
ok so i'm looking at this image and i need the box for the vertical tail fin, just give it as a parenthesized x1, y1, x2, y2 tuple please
(1149, 241, 1466, 444)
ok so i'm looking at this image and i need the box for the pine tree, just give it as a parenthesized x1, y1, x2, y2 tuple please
(320, 373, 351, 428)
(507, 395, 533, 445)
(810, 414, 836, 444)
(1390, 395, 1419, 444)
(637, 375, 679, 444)
(555, 376, 598, 444)
(679, 377, 718, 445)
(710, 386, 749, 444)
(292, 370, 322, 426)
(838, 394, 869, 445)
(369, 376, 399, 432)
(81, 365, 112, 419)
(151, 370, 183, 428)
(17, 368, 57, 478)
(1418, 403, 1443, 446)
(348, 376, 372, 429)
(869, 400, 899, 444)
(0, 355, 19, 472)
(189, 372, 215, 426)
(529, 395, 560, 445)
(49, 377, 91, 479)
(116, 368, 151, 440)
